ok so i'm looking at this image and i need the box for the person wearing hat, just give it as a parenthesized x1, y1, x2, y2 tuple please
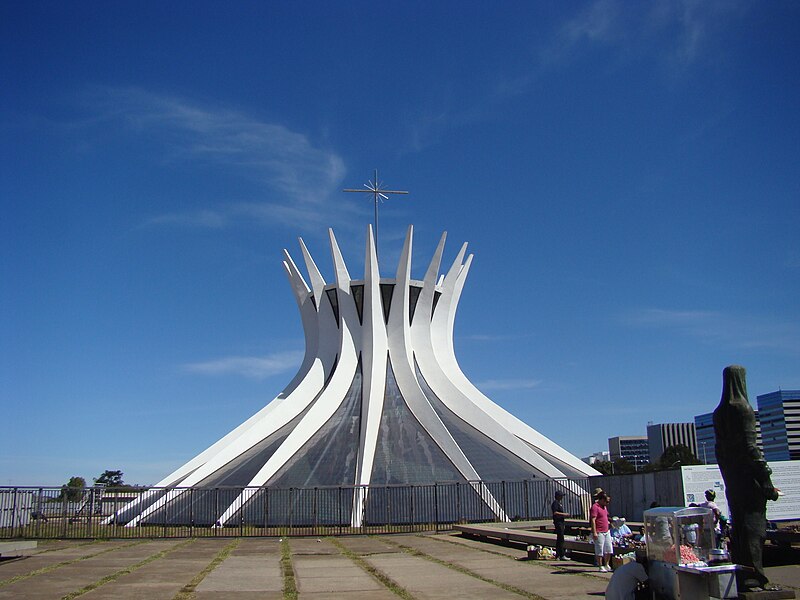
(552, 489, 570, 560)
(611, 516, 633, 543)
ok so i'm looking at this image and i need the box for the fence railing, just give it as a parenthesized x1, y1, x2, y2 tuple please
(0, 478, 591, 539)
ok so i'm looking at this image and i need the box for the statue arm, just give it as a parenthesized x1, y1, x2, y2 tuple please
(750, 456, 778, 500)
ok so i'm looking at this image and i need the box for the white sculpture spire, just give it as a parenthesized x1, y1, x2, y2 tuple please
(108, 226, 597, 528)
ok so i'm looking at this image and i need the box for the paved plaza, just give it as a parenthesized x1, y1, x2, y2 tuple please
(1, 533, 798, 599)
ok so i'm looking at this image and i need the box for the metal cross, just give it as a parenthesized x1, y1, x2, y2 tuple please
(343, 169, 408, 252)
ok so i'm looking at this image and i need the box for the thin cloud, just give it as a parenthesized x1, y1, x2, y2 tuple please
(149, 209, 229, 229)
(81, 87, 351, 230)
(183, 351, 304, 379)
(625, 308, 800, 353)
(463, 333, 533, 342)
(476, 378, 542, 391)
(627, 308, 720, 326)
(539, 0, 751, 71)
(560, 0, 620, 46)
(411, 1, 752, 152)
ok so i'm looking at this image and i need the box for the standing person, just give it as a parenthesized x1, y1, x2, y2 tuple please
(590, 492, 613, 572)
(698, 489, 723, 547)
(552, 490, 570, 560)
(713, 365, 781, 592)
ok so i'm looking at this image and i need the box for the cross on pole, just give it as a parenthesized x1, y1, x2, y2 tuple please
(343, 169, 408, 255)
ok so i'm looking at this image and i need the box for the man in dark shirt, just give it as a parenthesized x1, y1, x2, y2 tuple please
(552, 490, 570, 560)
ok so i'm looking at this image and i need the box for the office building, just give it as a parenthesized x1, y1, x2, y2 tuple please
(695, 409, 762, 464)
(647, 422, 697, 464)
(608, 436, 650, 470)
(694, 413, 716, 464)
(757, 390, 800, 461)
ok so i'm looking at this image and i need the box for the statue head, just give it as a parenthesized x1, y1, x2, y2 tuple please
(721, 365, 748, 405)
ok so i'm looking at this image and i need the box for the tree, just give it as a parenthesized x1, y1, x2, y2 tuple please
(58, 476, 86, 501)
(613, 458, 636, 474)
(94, 470, 124, 488)
(592, 460, 614, 475)
(657, 444, 701, 469)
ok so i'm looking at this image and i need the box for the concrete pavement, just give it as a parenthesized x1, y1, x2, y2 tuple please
(0, 533, 796, 599)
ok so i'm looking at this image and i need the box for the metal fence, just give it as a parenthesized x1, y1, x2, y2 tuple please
(0, 478, 591, 539)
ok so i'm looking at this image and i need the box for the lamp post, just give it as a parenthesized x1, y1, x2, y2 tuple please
(701, 442, 707, 465)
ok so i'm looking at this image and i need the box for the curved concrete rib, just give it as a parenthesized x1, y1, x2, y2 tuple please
(116, 225, 598, 528)
(351, 225, 388, 526)
(278, 251, 319, 397)
(431, 249, 597, 478)
(385, 226, 506, 520)
(123, 242, 336, 527)
(215, 229, 362, 526)
(107, 249, 324, 526)
(411, 237, 565, 479)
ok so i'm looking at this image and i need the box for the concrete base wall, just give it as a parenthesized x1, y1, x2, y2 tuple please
(591, 469, 685, 521)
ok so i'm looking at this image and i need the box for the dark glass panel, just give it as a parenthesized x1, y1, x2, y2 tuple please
(325, 288, 339, 326)
(142, 392, 320, 526)
(266, 360, 362, 489)
(379, 283, 394, 323)
(415, 361, 539, 483)
(350, 284, 364, 324)
(432, 290, 442, 316)
(409, 285, 422, 323)
(370, 360, 463, 485)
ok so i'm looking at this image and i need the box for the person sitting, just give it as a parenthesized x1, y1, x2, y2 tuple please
(611, 516, 634, 544)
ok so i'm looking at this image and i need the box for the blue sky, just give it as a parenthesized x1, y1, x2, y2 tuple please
(2, 1, 799, 486)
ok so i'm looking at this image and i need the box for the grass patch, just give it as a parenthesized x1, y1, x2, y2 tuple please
(9, 521, 444, 540)
(61, 539, 195, 600)
(0, 539, 148, 588)
(328, 537, 415, 599)
(427, 534, 602, 579)
(30, 540, 101, 555)
(172, 538, 240, 600)
(427, 533, 537, 561)
(281, 538, 297, 600)
(382, 537, 547, 600)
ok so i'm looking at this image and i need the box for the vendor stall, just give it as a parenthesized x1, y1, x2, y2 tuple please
(644, 506, 736, 600)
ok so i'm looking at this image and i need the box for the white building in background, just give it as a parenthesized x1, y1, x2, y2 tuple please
(582, 451, 610, 465)
(647, 422, 697, 464)
(109, 226, 597, 528)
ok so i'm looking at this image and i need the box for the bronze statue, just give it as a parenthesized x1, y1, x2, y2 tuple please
(713, 365, 780, 592)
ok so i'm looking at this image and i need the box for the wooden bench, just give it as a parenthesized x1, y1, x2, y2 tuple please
(453, 523, 632, 556)
(562, 519, 644, 539)
(767, 529, 800, 548)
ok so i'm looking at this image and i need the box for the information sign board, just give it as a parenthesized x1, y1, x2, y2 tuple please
(681, 460, 800, 521)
